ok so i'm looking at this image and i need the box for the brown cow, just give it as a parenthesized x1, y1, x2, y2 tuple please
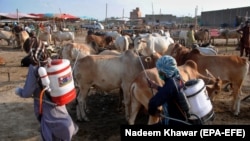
(19, 31, 29, 50)
(85, 34, 114, 48)
(73, 50, 161, 121)
(195, 28, 210, 44)
(128, 60, 223, 125)
(170, 43, 249, 116)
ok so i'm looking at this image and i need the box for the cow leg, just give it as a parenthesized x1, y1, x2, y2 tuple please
(76, 85, 90, 121)
(117, 89, 124, 112)
(231, 85, 241, 116)
(121, 85, 131, 121)
(128, 96, 141, 125)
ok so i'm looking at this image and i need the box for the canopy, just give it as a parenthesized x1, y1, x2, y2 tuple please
(30, 13, 79, 20)
(0, 12, 39, 19)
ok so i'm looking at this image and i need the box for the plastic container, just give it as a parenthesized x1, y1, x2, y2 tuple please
(46, 59, 76, 105)
(182, 79, 214, 124)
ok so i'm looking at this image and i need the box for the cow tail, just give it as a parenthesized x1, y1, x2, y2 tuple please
(128, 82, 136, 117)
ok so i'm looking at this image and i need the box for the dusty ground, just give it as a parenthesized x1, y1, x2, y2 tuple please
(0, 35, 250, 141)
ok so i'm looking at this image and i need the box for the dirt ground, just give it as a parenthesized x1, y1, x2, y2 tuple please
(0, 35, 250, 141)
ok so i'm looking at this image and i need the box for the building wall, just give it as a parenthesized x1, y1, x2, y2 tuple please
(130, 7, 142, 19)
(144, 14, 177, 25)
(201, 6, 250, 27)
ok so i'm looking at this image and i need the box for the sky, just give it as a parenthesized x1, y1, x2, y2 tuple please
(0, 0, 249, 21)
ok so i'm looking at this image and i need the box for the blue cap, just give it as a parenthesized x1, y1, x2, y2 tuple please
(156, 55, 179, 78)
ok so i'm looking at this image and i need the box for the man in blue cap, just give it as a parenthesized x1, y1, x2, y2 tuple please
(147, 55, 191, 125)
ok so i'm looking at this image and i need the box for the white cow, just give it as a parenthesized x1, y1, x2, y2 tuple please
(0, 30, 16, 46)
(134, 33, 174, 56)
(52, 31, 75, 46)
(105, 31, 121, 40)
(114, 35, 132, 52)
(178, 30, 188, 46)
(38, 31, 52, 45)
(193, 44, 218, 55)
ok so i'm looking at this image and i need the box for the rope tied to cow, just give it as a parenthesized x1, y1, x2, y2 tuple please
(134, 49, 156, 97)
(72, 48, 81, 71)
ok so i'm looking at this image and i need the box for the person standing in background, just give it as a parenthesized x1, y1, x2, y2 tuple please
(237, 20, 250, 60)
(186, 25, 197, 48)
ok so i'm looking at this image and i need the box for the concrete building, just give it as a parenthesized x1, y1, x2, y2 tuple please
(200, 6, 250, 27)
(130, 7, 142, 19)
(144, 14, 177, 25)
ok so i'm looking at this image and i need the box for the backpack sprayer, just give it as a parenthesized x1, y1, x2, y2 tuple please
(37, 59, 76, 115)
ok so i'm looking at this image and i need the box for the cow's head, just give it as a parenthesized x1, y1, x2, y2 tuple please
(134, 34, 156, 56)
(139, 52, 162, 69)
(206, 77, 229, 101)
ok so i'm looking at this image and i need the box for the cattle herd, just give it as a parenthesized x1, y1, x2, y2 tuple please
(0, 24, 250, 135)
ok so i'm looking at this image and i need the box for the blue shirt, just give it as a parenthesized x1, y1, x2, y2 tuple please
(148, 77, 189, 125)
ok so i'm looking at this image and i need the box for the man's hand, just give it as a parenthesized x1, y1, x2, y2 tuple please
(147, 78, 160, 89)
(15, 87, 22, 96)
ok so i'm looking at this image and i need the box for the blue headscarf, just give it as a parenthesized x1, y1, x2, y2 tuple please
(156, 55, 180, 78)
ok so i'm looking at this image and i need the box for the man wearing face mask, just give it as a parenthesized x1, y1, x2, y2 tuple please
(147, 55, 191, 125)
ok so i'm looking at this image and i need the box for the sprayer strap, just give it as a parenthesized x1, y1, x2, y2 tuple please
(186, 85, 206, 98)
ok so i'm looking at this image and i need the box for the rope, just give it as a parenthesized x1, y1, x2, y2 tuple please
(72, 48, 81, 71)
(134, 50, 155, 95)
(135, 50, 149, 79)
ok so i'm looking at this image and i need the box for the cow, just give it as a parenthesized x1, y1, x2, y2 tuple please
(211, 29, 241, 45)
(114, 35, 133, 52)
(59, 42, 121, 66)
(73, 50, 161, 121)
(51, 31, 75, 46)
(170, 43, 249, 116)
(134, 33, 174, 56)
(195, 28, 210, 44)
(85, 34, 114, 48)
(59, 43, 97, 66)
(192, 44, 218, 55)
(0, 30, 16, 47)
(19, 31, 29, 50)
(167, 43, 218, 56)
(128, 60, 223, 125)
(38, 31, 52, 45)
(178, 30, 188, 45)
(105, 30, 122, 40)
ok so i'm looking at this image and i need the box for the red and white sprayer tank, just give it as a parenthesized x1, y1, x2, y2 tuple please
(45, 59, 76, 106)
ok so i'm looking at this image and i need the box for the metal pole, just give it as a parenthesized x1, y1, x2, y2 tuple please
(16, 9, 19, 23)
